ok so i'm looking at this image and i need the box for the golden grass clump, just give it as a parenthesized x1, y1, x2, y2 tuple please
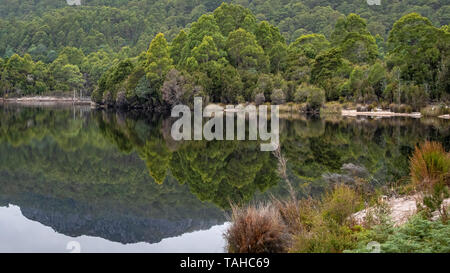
(225, 185, 363, 253)
(410, 141, 450, 191)
(224, 204, 290, 253)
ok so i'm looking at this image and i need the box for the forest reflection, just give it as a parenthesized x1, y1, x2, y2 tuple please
(0, 105, 448, 244)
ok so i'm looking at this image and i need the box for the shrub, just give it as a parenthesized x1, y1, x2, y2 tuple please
(405, 84, 428, 111)
(306, 88, 325, 113)
(236, 95, 245, 104)
(381, 214, 450, 253)
(91, 88, 103, 104)
(225, 204, 290, 253)
(421, 105, 450, 117)
(389, 103, 400, 113)
(410, 141, 450, 191)
(292, 221, 357, 253)
(405, 105, 413, 113)
(293, 83, 312, 103)
(380, 102, 389, 110)
(398, 104, 412, 113)
(116, 90, 128, 108)
(410, 141, 450, 220)
(272, 197, 320, 235)
(356, 106, 367, 112)
(347, 213, 450, 253)
(321, 102, 342, 115)
(370, 102, 378, 111)
(290, 185, 362, 253)
(270, 88, 286, 105)
(321, 185, 362, 225)
(102, 90, 114, 106)
(254, 92, 265, 106)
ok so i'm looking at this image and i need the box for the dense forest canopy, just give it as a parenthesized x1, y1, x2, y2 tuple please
(0, 1, 449, 108)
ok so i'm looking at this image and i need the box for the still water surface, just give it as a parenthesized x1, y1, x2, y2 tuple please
(0, 105, 448, 252)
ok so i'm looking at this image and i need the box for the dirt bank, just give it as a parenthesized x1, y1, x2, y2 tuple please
(353, 195, 450, 227)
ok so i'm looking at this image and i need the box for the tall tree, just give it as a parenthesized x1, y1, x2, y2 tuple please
(331, 14, 378, 64)
(145, 33, 174, 101)
(387, 13, 450, 100)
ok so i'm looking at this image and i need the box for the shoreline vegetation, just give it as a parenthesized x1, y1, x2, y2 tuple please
(224, 141, 450, 253)
(2, 97, 449, 119)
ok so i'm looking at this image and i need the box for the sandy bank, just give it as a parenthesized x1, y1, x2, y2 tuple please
(353, 195, 450, 227)
(342, 109, 421, 118)
(0, 96, 93, 105)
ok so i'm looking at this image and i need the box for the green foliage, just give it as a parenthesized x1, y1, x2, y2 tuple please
(306, 87, 326, 113)
(0, 2, 448, 107)
(310, 48, 344, 88)
(226, 28, 268, 71)
(321, 185, 362, 225)
(289, 34, 330, 59)
(331, 14, 378, 64)
(348, 213, 450, 253)
(286, 185, 362, 253)
(387, 13, 450, 100)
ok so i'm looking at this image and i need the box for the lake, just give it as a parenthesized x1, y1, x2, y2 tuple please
(0, 104, 448, 252)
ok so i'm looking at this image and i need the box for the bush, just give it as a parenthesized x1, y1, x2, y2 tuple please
(321, 102, 342, 115)
(306, 88, 325, 113)
(410, 141, 450, 191)
(225, 185, 364, 253)
(91, 88, 103, 104)
(293, 83, 311, 103)
(389, 103, 399, 113)
(321, 185, 362, 225)
(421, 105, 450, 117)
(102, 90, 114, 106)
(342, 102, 354, 110)
(356, 105, 367, 112)
(405, 84, 428, 111)
(292, 221, 357, 253)
(254, 92, 265, 106)
(381, 214, 450, 253)
(270, 89, 286, 105)
(290, 185, 362, 253)
(404, 105, 413, 113)
(225, 204, 290, 253)
(380, 102, 389, 110)
(116, 90, 128, 109)
(410, 141, 450, 220)
(347, 213, 450, 253)
(398, 104, 412, 113)
(236, 95, 245, 104)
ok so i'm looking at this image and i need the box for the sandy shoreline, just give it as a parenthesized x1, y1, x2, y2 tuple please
(341, 109, 422, 118)
(0, 96, 93, 105)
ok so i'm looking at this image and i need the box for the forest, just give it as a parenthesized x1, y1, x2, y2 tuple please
(0, 1, 449, 111)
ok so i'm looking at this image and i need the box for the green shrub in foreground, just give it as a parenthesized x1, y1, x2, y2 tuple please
(347, 213, 450, 253)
